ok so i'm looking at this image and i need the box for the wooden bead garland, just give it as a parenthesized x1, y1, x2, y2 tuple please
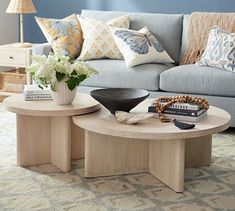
(153, 95, 209, 122)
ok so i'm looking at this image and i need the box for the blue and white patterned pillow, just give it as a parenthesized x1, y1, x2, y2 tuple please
(110, 26, 174, 67)
(197, 26, 235, 72)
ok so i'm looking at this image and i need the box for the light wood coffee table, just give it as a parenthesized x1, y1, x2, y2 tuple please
(3, 93, 100, 172)
(73, 99, 231, 192)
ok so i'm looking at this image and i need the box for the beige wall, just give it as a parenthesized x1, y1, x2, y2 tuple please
(0, 0, 18, 45)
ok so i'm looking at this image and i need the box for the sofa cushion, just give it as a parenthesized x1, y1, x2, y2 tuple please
(160, 64, 235, 97)
(81, 10, 183, 64)
(81, 59, 174, 91)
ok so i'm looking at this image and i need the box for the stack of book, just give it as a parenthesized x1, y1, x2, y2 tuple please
(23, 85, 52, 101)
(148, 101, 207, 122)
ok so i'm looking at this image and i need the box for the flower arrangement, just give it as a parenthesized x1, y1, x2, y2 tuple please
(26, 54, 98, 91)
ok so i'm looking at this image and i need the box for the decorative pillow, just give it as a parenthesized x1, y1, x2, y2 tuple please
(197, 26, 235, 72)
(36, 15, 76, 43)
(109, 26, 174, 67)
(35, 14, 82, 58)
(77, 15, 130, 60)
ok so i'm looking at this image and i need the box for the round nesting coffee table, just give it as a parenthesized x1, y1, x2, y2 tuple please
(73, 99, 231, 192)
(3, 93, 100, 172)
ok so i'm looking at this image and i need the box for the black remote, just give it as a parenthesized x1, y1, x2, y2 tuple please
(173, 119, 195, 130)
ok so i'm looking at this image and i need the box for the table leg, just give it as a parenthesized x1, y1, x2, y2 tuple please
(51, 116, 72, 172)
(71, 122, 85, 160)
(84, 131, 149, 177)
(185, 135, 212, 168)
(16, 114, 51, 166)
(149, 139, 185, 193)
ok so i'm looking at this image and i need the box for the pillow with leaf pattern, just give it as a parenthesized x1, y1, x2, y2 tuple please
(110, 26, 174, 67)
(197, 26, 235, 72)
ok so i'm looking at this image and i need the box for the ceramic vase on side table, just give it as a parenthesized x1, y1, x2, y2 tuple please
(51, 81, 77, 105)
(26, 54, 98, 105)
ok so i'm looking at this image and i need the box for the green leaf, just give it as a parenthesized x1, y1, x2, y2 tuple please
(77, 74, 87, 84)
(66, 78, 77, 91)
(71, 69, 77, 76)
(51, 84, 56, 92)
(65, 75, 87, 91)
(56, 72, 65, 82)
(38, 84, 44, 90)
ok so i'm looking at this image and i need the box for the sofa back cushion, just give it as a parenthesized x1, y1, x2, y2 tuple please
(81, 10, 183, 63)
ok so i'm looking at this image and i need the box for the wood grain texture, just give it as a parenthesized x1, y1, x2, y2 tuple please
(149, 139, 185, 192)
(73, 100, 230, 192)
(71, 122, 85, 160)
(73, 101, 231, 140)
(185, 135, 212, 168)
(84, 131, 149, 177)
(3, 93, 100, 116)
(51, 116, 71, 172)
(4, 93, 100, 172)
(16, 114, 51, 166)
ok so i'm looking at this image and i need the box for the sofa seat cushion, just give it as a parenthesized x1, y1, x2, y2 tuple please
(160, 64, 235, 97)
(81, 59, 174, 91)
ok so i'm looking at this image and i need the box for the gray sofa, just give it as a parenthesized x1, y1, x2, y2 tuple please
(33, 10, 235, 127)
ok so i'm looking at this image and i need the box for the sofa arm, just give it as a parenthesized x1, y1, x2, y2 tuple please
(33, 43, 52, 56)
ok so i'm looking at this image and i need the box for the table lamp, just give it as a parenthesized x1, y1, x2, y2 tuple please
(6, 0, 37, 48)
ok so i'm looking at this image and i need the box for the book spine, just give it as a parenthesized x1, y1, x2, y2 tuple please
(24, 90, 51, 95)
(164, 108, 206, 117)
(160, 102, 201, 111)
(24, 94, 52, 101)
(157, 111, 207, 123)
(148, 106, 206, 117)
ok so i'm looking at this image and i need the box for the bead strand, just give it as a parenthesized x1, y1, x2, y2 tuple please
(153, 95, 209, 122)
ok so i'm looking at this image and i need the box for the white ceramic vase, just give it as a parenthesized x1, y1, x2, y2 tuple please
(51, 81, 77, 105)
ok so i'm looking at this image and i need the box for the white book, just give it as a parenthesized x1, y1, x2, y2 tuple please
(160, 102, 201, 111)
(156, 111, 207, 123)
(24, 85, 51, 95)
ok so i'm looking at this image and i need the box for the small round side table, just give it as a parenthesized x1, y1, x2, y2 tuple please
(3, 93, 100, 172)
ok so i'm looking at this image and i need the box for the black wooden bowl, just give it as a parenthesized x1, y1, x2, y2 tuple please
(90, 88, 149, 114)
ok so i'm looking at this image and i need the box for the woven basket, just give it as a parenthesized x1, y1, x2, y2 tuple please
(0, 94, 9, 102)
(1, 69, 26, 93)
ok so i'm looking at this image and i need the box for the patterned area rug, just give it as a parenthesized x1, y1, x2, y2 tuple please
(0, 103, 235, 211)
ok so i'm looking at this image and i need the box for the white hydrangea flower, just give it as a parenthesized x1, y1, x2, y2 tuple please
(26, 54, 98, 91)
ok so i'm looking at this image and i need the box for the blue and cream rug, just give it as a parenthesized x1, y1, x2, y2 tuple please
(0, 103, 235, 211)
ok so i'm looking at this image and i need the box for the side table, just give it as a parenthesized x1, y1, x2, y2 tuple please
(3, 93, 100, 172)
(0, 43, 38, 84)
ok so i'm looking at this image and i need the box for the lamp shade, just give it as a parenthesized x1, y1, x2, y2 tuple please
(6, 0, 36, 14)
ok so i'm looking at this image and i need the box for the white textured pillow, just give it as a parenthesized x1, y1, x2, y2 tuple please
(110, 26, 174, 67)
(77, 15, 130, 60)
(197, 26, 235, 72)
